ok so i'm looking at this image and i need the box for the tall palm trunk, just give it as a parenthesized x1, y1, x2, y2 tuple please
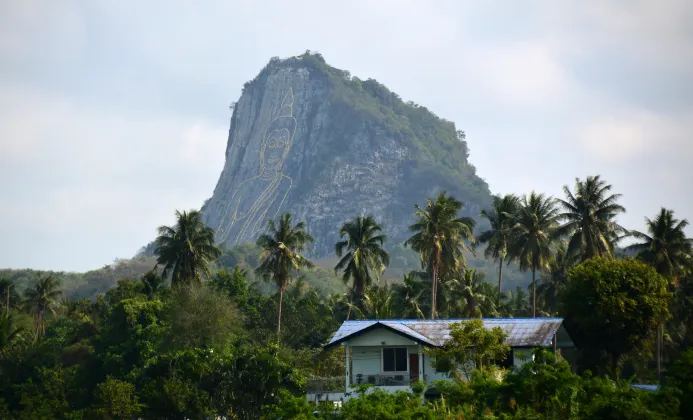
(497, 257, 504, 308)
(431, 258, 439, 320)
(345, 292, 354, 321)
(532, 266, 537, 318)
(276, 288, 284, 342)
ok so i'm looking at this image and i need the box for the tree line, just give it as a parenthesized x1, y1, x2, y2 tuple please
(0, 173, 692, 418)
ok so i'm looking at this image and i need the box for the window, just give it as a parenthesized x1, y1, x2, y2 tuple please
(382, 347, 407, 372)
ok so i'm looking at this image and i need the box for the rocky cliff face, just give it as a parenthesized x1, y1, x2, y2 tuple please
(202, 53, 492, 257)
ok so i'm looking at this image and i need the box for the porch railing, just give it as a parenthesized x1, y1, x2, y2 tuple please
(351, 373, 417, 386)
(306, 377, 345, 393)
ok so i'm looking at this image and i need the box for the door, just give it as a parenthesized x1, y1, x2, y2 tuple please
(409, 353, 419, 382)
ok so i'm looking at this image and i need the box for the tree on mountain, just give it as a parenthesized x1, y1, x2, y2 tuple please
(256, 213, 314, 341)
(23, 274, 62, 338)
(154, 210, 221, 287)
(0, 277, 20, 314)
(334, 216, 390, 320)
(626, 208, 693, 285)
(140, 270, 165, 300)
(406, 192, 476, 319)
(476, 194, 521, 307)
(556, 175, 627, 262)
(507, 192, 560, 318)
(0, 313, 23, 356)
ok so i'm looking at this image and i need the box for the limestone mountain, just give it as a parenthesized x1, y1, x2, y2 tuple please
(201, 52, 493, 256)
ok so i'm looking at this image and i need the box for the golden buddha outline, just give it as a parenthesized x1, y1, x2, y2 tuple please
(217, 88, 296, 245)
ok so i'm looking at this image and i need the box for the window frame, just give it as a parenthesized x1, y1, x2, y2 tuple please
(381, 347, 409, 373)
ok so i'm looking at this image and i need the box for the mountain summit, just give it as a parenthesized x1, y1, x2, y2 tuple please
(202, 52, 492, 256)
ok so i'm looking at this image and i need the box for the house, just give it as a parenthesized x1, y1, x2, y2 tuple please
(306, 318, 574, 404)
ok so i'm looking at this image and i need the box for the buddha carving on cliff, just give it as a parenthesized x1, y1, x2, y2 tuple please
(217, 88, 295, 245)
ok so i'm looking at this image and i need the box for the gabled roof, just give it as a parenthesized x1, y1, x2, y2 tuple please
(324, 318, 564, 349)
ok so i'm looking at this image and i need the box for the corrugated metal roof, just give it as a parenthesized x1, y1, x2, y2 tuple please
(326, 318, 564, 348)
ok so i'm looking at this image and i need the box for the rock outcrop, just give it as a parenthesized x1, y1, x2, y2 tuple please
(202, 53, 492, 256)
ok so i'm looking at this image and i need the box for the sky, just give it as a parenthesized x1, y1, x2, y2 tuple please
(1, 0, 692, 272)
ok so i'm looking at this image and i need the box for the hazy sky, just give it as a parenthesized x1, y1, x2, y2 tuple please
(1, 0, 692, 272)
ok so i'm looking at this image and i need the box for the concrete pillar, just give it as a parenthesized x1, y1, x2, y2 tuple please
(418, 344, 424, 384)
(345, 343, 350, 392)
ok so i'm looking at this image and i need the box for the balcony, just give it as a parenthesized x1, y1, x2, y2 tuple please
(351, 373, 418, 387)
(306, 377, 346, 393)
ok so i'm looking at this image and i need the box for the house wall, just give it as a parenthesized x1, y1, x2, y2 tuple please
(513, 348, 534, 368)
(351, 345, 421, 378)
(423, 353, 448, 384)
(347, 328, 420, 347)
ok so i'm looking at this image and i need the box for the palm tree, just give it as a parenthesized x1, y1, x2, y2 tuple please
(0, 277, 19, 314)
(392, 272, 427, 319)
(141, 270, 165, 300)
(23, 274, 62, 338)
(155, 210, 221, 287)
(556, 175, 627, 262)
(476, 194, 521, 307)
(625, 208, 693, 384)
(626, 208, 693, 283)
(256, 213, 314, 340)
(358, 285, 395, 320)
(537, 240, 577, 315)
(448, 268, 496, 318)
(0, 313, 23, 355)
(507, 192, 561, 318)
(334, 216, 390, 320)
(406, 191, 476, 319)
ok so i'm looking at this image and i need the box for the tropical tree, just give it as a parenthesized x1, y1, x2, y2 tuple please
(507, 192, 561, 318)
(357, 285, 396, 320)
(256, 213, 314, 340)
(447, 268, 496, 318)
(140, 270, 165, 300)
(155, 210, 221, 287)
(556, 175, 627, 262)
(392, 272, 427, 319)
(0, 277, 19, 314)
(23, 275, 62, 338)
(334, 216, 390, 320)
(0, 313, 23, 355)
(537, 240, 578, 315)
(406, 192, 476, 319)
(626, 208, 693, 284)
(476, 194, 520, 307)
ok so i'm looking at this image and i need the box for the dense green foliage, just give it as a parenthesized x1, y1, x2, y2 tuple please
(562, 258, 670, 375)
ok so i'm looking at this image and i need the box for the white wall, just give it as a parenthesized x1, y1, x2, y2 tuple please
(423, 353, 448, 385)
(347, 328, 419, 347)
(513, 348, 534, 368)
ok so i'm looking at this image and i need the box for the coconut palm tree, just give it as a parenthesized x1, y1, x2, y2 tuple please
(507, 192, 561, 318)
(256, 213, 314, 340)
(0, 277, 19, 314)
(23, 274, 62, 338)
(334, 216, 390, 320)
(537, 240, 577, 315)
(155, 210, 221, 287)
(626, 208, 693, 284)
(406, 191, 476, 319)
(358, 285, 395, 320)
(392, 271, 427, 319)
(476, 194, 521, 307)
(0, 313, 23, 356)
(556, 175, 627, 262)
(448, 268, 496, 318)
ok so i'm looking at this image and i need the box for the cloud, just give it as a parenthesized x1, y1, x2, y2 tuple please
(0, 86, 226, 270)
(0, 0, 692, 270)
